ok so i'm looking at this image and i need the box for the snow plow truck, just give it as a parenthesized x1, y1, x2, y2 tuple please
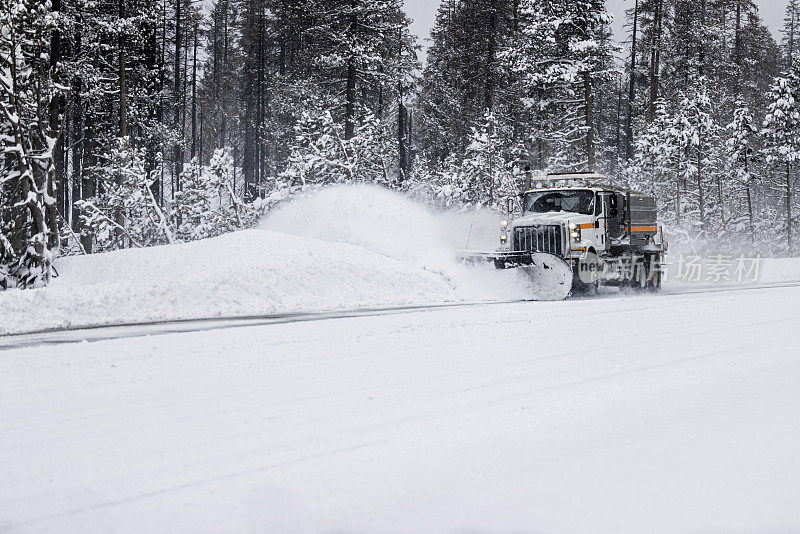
(462, 172, 668, 300)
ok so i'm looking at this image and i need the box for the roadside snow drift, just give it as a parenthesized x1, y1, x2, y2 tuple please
(0, 185, 533, 335)
(0, 229, 459, 335)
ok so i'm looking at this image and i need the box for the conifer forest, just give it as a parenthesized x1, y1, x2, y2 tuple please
(2, 0, 798, 288)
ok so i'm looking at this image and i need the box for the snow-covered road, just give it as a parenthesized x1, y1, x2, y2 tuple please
(2, 286, 799, 533)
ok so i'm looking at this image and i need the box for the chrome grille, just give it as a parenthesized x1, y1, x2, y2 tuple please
(513, 225, 563, 256)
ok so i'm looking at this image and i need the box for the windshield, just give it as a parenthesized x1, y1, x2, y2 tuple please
(523, 190, 594, 215)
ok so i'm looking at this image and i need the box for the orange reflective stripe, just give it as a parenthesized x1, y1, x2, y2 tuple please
(579, 223, 595, 230)
(627, 225, 658, 232)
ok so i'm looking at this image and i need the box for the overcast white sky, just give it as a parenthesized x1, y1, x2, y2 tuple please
(404, 0, 786, 63)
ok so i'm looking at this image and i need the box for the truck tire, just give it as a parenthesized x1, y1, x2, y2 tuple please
(629, 260, 647, 292)
(646, 254, 663, 292)
(572, 266, 599, 296)
(573, 252, 602, 296)
(572, 277, 600, 296)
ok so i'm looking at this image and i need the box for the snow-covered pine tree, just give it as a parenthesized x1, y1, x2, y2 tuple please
(76, 139, 173, 252)
(0, 0, 64, 288)
(727, 102, 759, 243)
(509, 0, 613, 171)
(674, 76, 721, 235)
(280, 109, 396, 188)
(387, 12, 421, 182)
(784, 0, 800, 70)
(304, 0, 408, 140)
(422, 109, 524, 212)
(619, 0, 780, 235)
(171, 149, 252, 241)
(460, 111, 502, 207)
(417, 0, 519, 163)
(204, 148, 252, 227)
(762, 71, 800, 256)
(627, 99, 677, 212)
(172, 160, 213, 241)
(46, 0, 170, 253)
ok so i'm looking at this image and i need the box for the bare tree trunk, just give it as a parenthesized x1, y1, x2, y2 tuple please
(81, 124, 95, 254)
(485, 0, 497, 111)
(199, 107, 204, 167)
(648, 0, 663, 122)
(734, 0, 742, 95)
(181, 21, 188, 153)
(397, 89, 406, 182)
(155, 0, 167, 205)
(697, 147, 705, 232)
(789, 0, 797, 70)
(584, 71, 595, 171)
(488, 119, 495, 204)
(615, 76, 622, 166)
(191, 25, 198, 160)
(746, 184, 755, 243)
(344, 0, 357, 140)
(744, 143, 754, 243)
(699, 0, 706, 76)
(71, 78, 84, 243)
(258, 7, 266, 194)
(116, 0, 128, 246)
(625, 0, 638, 160)
(345, 57, 356, 140)
(676, 153, 682, 225)
(397, 29, 407, 181)
(220, 1, 228, 148)
(49, 0, 65, 239)
(788, 162, 793, 256)
(173, 0, 183, 192)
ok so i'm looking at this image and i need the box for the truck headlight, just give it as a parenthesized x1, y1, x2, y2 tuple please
(500, 234, 508, 243)
(570, 228, 581, 240)
(500, 220, 508, 229)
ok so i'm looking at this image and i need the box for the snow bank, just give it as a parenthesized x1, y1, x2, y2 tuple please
(0, 185, 534, 335)
(0, 229, 463, 335)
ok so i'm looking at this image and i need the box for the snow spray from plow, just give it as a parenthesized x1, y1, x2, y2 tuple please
(261, 185, 562, 301)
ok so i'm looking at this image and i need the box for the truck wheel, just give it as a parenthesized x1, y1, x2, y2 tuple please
(629, 261, 647, 292)
(646, 255, 663, 292)
(572, 278, 600, 296)
(573, 252, 602, 296)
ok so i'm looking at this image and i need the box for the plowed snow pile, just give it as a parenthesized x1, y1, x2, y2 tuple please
(0, 185, 531, 335)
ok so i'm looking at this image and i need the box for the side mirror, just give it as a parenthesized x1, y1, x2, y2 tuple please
(507, 197, 515, 214)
